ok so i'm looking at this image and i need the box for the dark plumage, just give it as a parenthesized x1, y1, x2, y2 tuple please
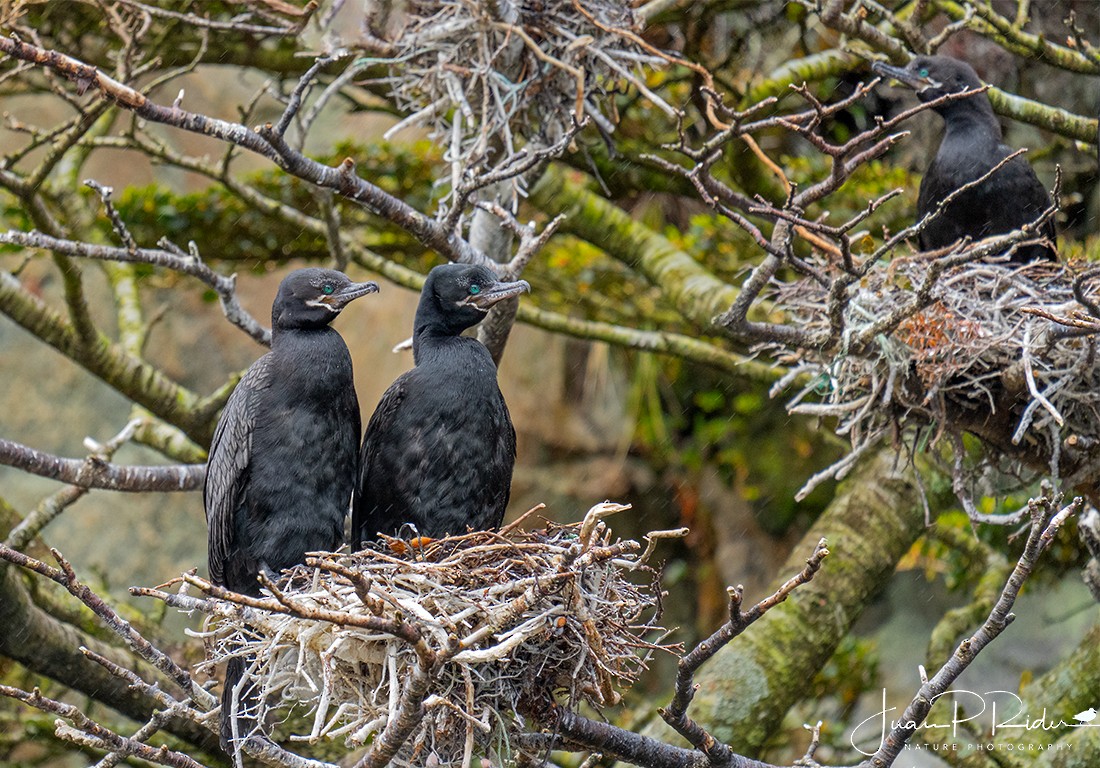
(873, 55, 1056, 263)
(352, 263, 530, 546)
(204, 267, 377, 749)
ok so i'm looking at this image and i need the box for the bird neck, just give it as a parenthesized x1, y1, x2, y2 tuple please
(412, 325, 486, 367)
(271, 324, 340, 354)
(939, 98, 1002, 144)
(267, 326, 351, 400)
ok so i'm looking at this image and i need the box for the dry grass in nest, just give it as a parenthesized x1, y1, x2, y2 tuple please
(768, 258, 1100, 500)
(187, 503, 680, 766)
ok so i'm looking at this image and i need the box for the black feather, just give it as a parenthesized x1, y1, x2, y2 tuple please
(203, 267, 375, 750)
(353, 263, 528, 544)
(874, 55, 1056, 263)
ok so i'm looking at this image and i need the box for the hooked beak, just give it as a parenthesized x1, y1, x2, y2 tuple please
(324, 280, 379, 311)
(463, 278, 531, 311)
(871, 61, 939, 92)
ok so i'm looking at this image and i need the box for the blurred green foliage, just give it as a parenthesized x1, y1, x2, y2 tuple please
(107, 139, 446, 272)
(624, 352, 842, 534)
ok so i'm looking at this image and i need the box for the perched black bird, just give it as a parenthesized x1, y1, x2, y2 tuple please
(872, 55, 1056, 263)
(352, 263, 530, 546)
(204, 267, 377, 749)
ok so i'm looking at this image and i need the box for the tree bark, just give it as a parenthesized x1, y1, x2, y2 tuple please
(1009, 625, 1100, 752)
(528, 165, 742, 328)
(0, 502, 223, 759)
(471, 194, 518, 365)
(646, 450, 927, 754)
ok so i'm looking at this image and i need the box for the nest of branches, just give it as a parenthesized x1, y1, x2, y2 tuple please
(770, 257, 1100, 500)
(366, 0, 671, 164)
(187, 503, 675, 765)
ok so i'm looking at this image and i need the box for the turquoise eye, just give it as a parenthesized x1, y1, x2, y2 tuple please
(918, 68, 929, 77)
(469, 284, 481, 295)
(321, 284, 335, 295)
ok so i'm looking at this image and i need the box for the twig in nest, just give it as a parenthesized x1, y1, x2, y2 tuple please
(141, 503, 678, 767)
(366, 0, 671, 210)
(770, 252, 1100, 510)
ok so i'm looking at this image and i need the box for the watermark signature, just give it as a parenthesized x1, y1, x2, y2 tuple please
(850, 689, 1098, 756)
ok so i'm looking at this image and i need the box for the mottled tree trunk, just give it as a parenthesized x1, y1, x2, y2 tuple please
(646, 450, 927, 754)
(528, 166, 742, 327)
(472, 196, 518, 365)
(1011, 625, 1100, 760)
(0, 503, 223, 759)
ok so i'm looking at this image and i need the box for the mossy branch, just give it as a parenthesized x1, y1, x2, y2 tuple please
(516, 303, 782, 385)
(1015, 625, 1100, 746)
(743, 50, 862, 105)
(986, 87, 1099, 145)
(529, 165, 742, 330)
(0, 271, 212, 445)
(645, 450, 928, 754)
(103, 262, 146, 355)
(1033, 723, 1100, 768)
(131, 414, 208, 463)
(934, 0, 1100, 76)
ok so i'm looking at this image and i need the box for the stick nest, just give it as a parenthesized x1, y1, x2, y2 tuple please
(768, 259, 1100, 498)
(366, 0, 669, 161)
(197, 503, 675, 765)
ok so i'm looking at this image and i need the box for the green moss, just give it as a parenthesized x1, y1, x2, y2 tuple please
(663, 451, 928, 755)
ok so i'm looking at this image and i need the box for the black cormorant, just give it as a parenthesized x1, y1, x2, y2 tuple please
(204, 267, 377, 749)
(872, 55, 1056, 263)
(352, 263, 529, 546)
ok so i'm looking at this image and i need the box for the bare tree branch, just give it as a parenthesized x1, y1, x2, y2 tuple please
(0, 36, 495, 267)
(1, 227, 271, 347)
(0, 437, 204, 495)
(0, 685, 206, 768)
(868, 495, 1082, 764)
(660, 539, 830, 758)
(0, 545, 215, 708)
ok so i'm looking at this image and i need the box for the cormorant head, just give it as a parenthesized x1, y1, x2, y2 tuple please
(872, 55, 987, 115)
(272, 268, 379, 330)
(417, 263, 531, 336)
